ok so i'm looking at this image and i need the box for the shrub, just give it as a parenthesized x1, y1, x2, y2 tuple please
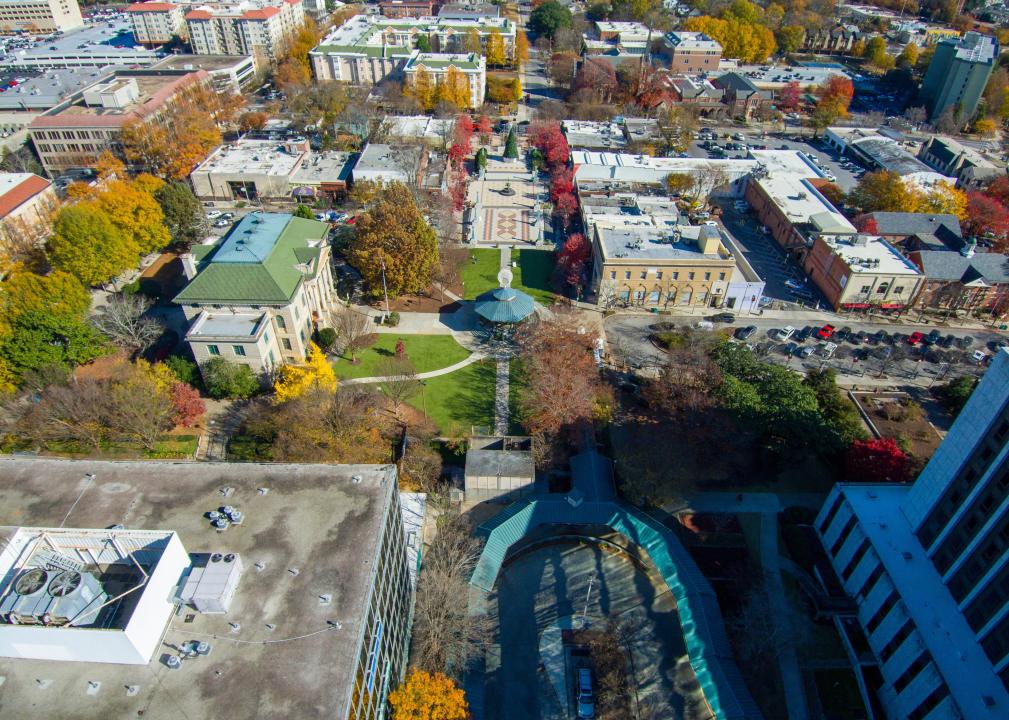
(165, 355, 199, 386)
(315, 327, 338, 352)
(385, 311, 401, 327)
(171, 382, 205, 427)
(201, 357, 259, 399)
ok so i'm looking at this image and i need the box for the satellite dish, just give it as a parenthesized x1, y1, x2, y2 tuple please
(497, 268, 513, 288)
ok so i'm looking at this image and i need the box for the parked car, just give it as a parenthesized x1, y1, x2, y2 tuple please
(708, 312, 735, 323)
(777, 325, 796, 341)
(795, 326, 813, 342)
(735, 325, 757, 340)
(817, 324, 835, 339)
(924, 329, 942, 346)
(783, 342, 798, 356)
(696, 320, 715, 330)
(577, 669, 595, 719)
(958, 335, 975, 349)
(799, 345, 815, 358)
(973, 349, 989, 363)
(213, 219, 230, 228)
(784, 278, 805, 290)
(940, 334, 956, 348)
(907, 331, 925, 346)
(871, 330, 889, 345)
(820, 341, 838, 358)
(206, 210, 222, 219)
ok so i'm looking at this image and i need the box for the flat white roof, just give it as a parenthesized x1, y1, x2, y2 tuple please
(838, 483, 1009, 720)
(755, 173, 856, 233)
(820, 235, 922, 276)
(194, 140, 305, 177)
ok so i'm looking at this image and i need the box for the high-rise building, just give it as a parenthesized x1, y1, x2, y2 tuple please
(817, 349, 1009, 719)
(126, 2, 186, 46)
(0, 0, 83, 33)
(919, 31, 998, 121)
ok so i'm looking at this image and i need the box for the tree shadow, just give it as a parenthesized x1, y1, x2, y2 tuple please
(442, 361, 498, 429)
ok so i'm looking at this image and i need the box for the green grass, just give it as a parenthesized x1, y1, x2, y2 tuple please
(16, 436, 199, 460)
(511, 249, 557, 304)
(411, 360, 497, 435)
(508, 357, 528, 435)
(461, 249, 502, 300)
(331, 335, 470, 379)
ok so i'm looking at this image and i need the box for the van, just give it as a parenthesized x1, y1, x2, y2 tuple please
(577, 668, 595, 719)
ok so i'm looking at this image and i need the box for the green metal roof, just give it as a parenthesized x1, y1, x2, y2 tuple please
(174, 213, 328, 305)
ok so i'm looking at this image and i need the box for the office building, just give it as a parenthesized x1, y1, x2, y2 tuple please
(661, 31, 722, 74)
(402, 51, 485, 109)
(817, 350, 1009, 719)
(918, 135, 1005, 190)
(27, 68, 210, 175)
(0, 458, 413, 720)
(0, 0, 83, 33)
(379, 0, 437, 17)
(175, 212, 337, 372)
(0, 172, 56, 255)
(185, 0, 304, 63)
(126, 1, 186, 45)
(919, 31, 997, 121)
(152, 53, 258, 94)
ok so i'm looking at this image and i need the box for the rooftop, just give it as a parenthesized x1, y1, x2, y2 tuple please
(354, 142, 421, 177)
(573, 150, 757, 185)
(717, 63, 852, 88)
(949, 31, 998, 64)
(194, 139, 307, 177)
(755, 173, 857, 235)
(186, 311, 267, 339)
(174, 212, 329, 304)
(0, 66, 117, 111)
(403, 51, 483, 71)
(290, 151, 355, 185)
(914, 249, 1009, 284)
(562, 120, 627, 150)
(836, 482, 1009, 720)
(0, 22, 162, 69)
(847, 136, 935, 176)
(312, 13, 513, 57)
(382, 114, 453, 141)
(438, 2, 499, 18)
(858, 211, 963, 249)
(664, 30, 721, 50)
(597, 223, 728, 262)
(0, 172, 50, 216)
(152, 54, 255, 73)
(0, 457, 399, 720)
(465, 436, 535, 479)
(820, 234, 922, 275)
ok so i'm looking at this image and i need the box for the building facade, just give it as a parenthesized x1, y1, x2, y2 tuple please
(379, 0, 437, 17)
(0, 172, 56, 257)
(909, 245, 1009, 317)
(803, 233, 924, 311)
(126, 2, 186, 45)
(174, 212, 337, 375)
(816, 350, 1009, 720)
(27, 69, 211, 175)
(402, 52, 485, 109)
(0, 0, 83, 33)
(919, 31, 997, 121)
(661, 31, 722, 74)
(186, 0, 304, 63)
(918, 135, 1004, 190)
(745, 172, 857, 252)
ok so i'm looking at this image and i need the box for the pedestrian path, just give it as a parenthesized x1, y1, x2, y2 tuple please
(341, 352, 485, 385)
(494, 359, 509, 434)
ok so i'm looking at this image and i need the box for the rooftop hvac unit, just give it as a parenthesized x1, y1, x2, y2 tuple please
(178, 552, 243, 614)
(0, 567, 108, 626)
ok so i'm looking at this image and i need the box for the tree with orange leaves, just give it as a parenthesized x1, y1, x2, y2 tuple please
(389, 670, 468, 720)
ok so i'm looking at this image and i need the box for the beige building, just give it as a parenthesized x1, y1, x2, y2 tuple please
(186, 0, 304, 63)
(402, 52, 485, 109)
(0, 172, 57, 257)
(126, 2, 186, 45)
(0, 0, 83, 33)
(175, 212, 337, 376)
(27, 69, 211, 175)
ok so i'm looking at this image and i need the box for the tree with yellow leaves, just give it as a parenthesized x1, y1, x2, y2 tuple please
(410, 66, 436, 111)
(388, 670, 468, 720)
(682, 16, 775, 63)
(443, 66, 472, 109)
(95, 151, 126, 182)
(515, 30, 529, 67)
(975, 117, 999, 138)
(918, 181, 968, 221)
(95, 177, 171, 255)
(486, 28, 506, 67)
(273, 342, 337, 403)
(464, 27, 481, 54)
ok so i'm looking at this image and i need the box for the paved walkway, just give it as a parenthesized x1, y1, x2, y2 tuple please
(341, 353, 485, 385)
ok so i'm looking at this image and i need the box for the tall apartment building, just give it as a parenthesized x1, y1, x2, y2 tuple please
(27, 69, 211, 175)
(817, 350, 1009, 720)
(919, 31, 998, 121)
(0, 0, 83, 33)
(185, 0, 304, 62)
(175, 212, 337, 374)
(661, 31, 722, 74)
(310, 12, 514, 83)
(126, 2, 186, 45)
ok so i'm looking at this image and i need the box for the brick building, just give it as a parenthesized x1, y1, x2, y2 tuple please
(661, 31, 722, 74)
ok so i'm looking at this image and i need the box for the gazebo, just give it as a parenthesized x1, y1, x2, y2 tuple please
(474, 269, 536, 326)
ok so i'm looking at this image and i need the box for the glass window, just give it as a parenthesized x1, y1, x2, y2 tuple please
(704, 272, 711, 281)
(672, 272, 679, 280)
(282, 338, 292, 350)
(609, 270, 616, 279)
(688, 272, 695, 280)
(208, 344, 220, 356)
(648, 290, 660, 304)
(624, 271, 631, 280)
(656, 271, 663, 280)
(275, 315, 286, 329)
(233, 345, 247, 357)
(719, 272, 726, 280)
(640, 271, 647, 279)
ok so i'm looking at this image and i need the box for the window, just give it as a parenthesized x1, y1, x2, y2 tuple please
(672, 272, 679, 280)
(648, 290, 660, 304)
(894, 286, 904, 294)
(634, 289, 645, 301)
(282, 338, 292, 351)
(656, 271, 663, 280)
(704, 272, 711, 281)
(719, 272, 726, 280)
(624, 271, 631, 280)
(208, 344, 220, 356)
(860, 285, 871, 293)
(276, 315, 286, 330)
(609, 270, 616, 280)
(263, 331, 270, 345)
(640, 271, 647, 279)
(233, 345, 247, 357)
(688, 272, 695, 280)
(877, 283, 889, 294)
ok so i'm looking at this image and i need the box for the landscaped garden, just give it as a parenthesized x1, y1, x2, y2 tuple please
(331, 335, 471, 380)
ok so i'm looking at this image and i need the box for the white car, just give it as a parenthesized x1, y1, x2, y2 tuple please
(826, 173, 837, 183)
(821, 341, 838, 358)
(778, 325, 795, 341)
(704, 220, 718, 227)
(206, 210, 222, 219)
(784, 278, 805, 290)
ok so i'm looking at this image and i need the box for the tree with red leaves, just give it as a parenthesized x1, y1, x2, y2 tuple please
(552, 192, 578, 227)
(965, 192, 1009, 241)
(854, 215, 880, 234)
(572, 58, 618, 103)
(818, 75, 854, 109)
(778, 81, 801, 111)
(476, 115, 493, 143)
(449, 171, 468, 211)
(985, 176, 1009, 205)
(554, 232, 590, 291)
(845, 437, 911, 483)
(453, 115, 473, 146)
(171, 382, 205, 428)
(549, 166, 574, 202)
(634, 64, 676, 113)
(528, 120, 569, 168)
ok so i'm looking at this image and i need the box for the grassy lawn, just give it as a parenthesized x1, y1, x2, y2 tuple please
(462, 249, 501, 300)
(511, 249, 557, 304)
(410, 360, 497, 435)
(508, 357, 528, 435)
(331, 335, 470, 379)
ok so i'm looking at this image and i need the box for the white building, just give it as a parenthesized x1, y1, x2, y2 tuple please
(352, 142, 422, 185)
(817, 349, 1009, 720)
(175, 211, 337, 374)
(126, 1, 186, 45)
(185, 0, 304, 63)
(152, 53, 258, 94)
(0, 527, 190, 664)
(402, 51, 485, 109)
(0, 0, 83, 33)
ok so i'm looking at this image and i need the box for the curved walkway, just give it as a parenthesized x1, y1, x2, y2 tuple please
(340, 352, 486, 385)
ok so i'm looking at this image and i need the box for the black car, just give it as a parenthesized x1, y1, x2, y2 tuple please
(795, 326, 813, 342)
(924, 329, 942, 346)
(959, 335, 975, 349)
(836, 326, 852, 342)
(783, 342, 798, 356)
(735, 325, 757, 340)
(848, 331, 864, 345)
(709, 312, 736, 323)
(871, 330, 888, 345)
(940, 334, 956, 348)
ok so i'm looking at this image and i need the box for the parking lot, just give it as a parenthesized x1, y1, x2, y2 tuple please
(604, 314, 1002, 386)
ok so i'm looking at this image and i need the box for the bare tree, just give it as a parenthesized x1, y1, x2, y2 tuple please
(91, 294, 164, 352)
(330, 304, 373, 362)
(378, 356, 422, 419)
(410, 509, 491, 676)
(644, 331, 722, 428)
(18, 379, 114, 450)
(432, 242, 468, 302)
(107, 369, 177, 450)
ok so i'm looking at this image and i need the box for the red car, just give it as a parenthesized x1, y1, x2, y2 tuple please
(907, 332, 924, 346)
(817, 324, 835, 339)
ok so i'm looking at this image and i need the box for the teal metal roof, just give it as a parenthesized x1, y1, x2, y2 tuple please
(470, 497, 763, 720)
(474, 287, 535, 323)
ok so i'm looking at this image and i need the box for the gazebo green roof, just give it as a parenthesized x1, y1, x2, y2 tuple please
(474, 286, 535, 323)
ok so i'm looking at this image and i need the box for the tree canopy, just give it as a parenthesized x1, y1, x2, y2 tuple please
(48, 203, 137, 287)
(389, 670, 469, 720)
(529, 0, 573, 39)
(154, 181, 208, 248)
